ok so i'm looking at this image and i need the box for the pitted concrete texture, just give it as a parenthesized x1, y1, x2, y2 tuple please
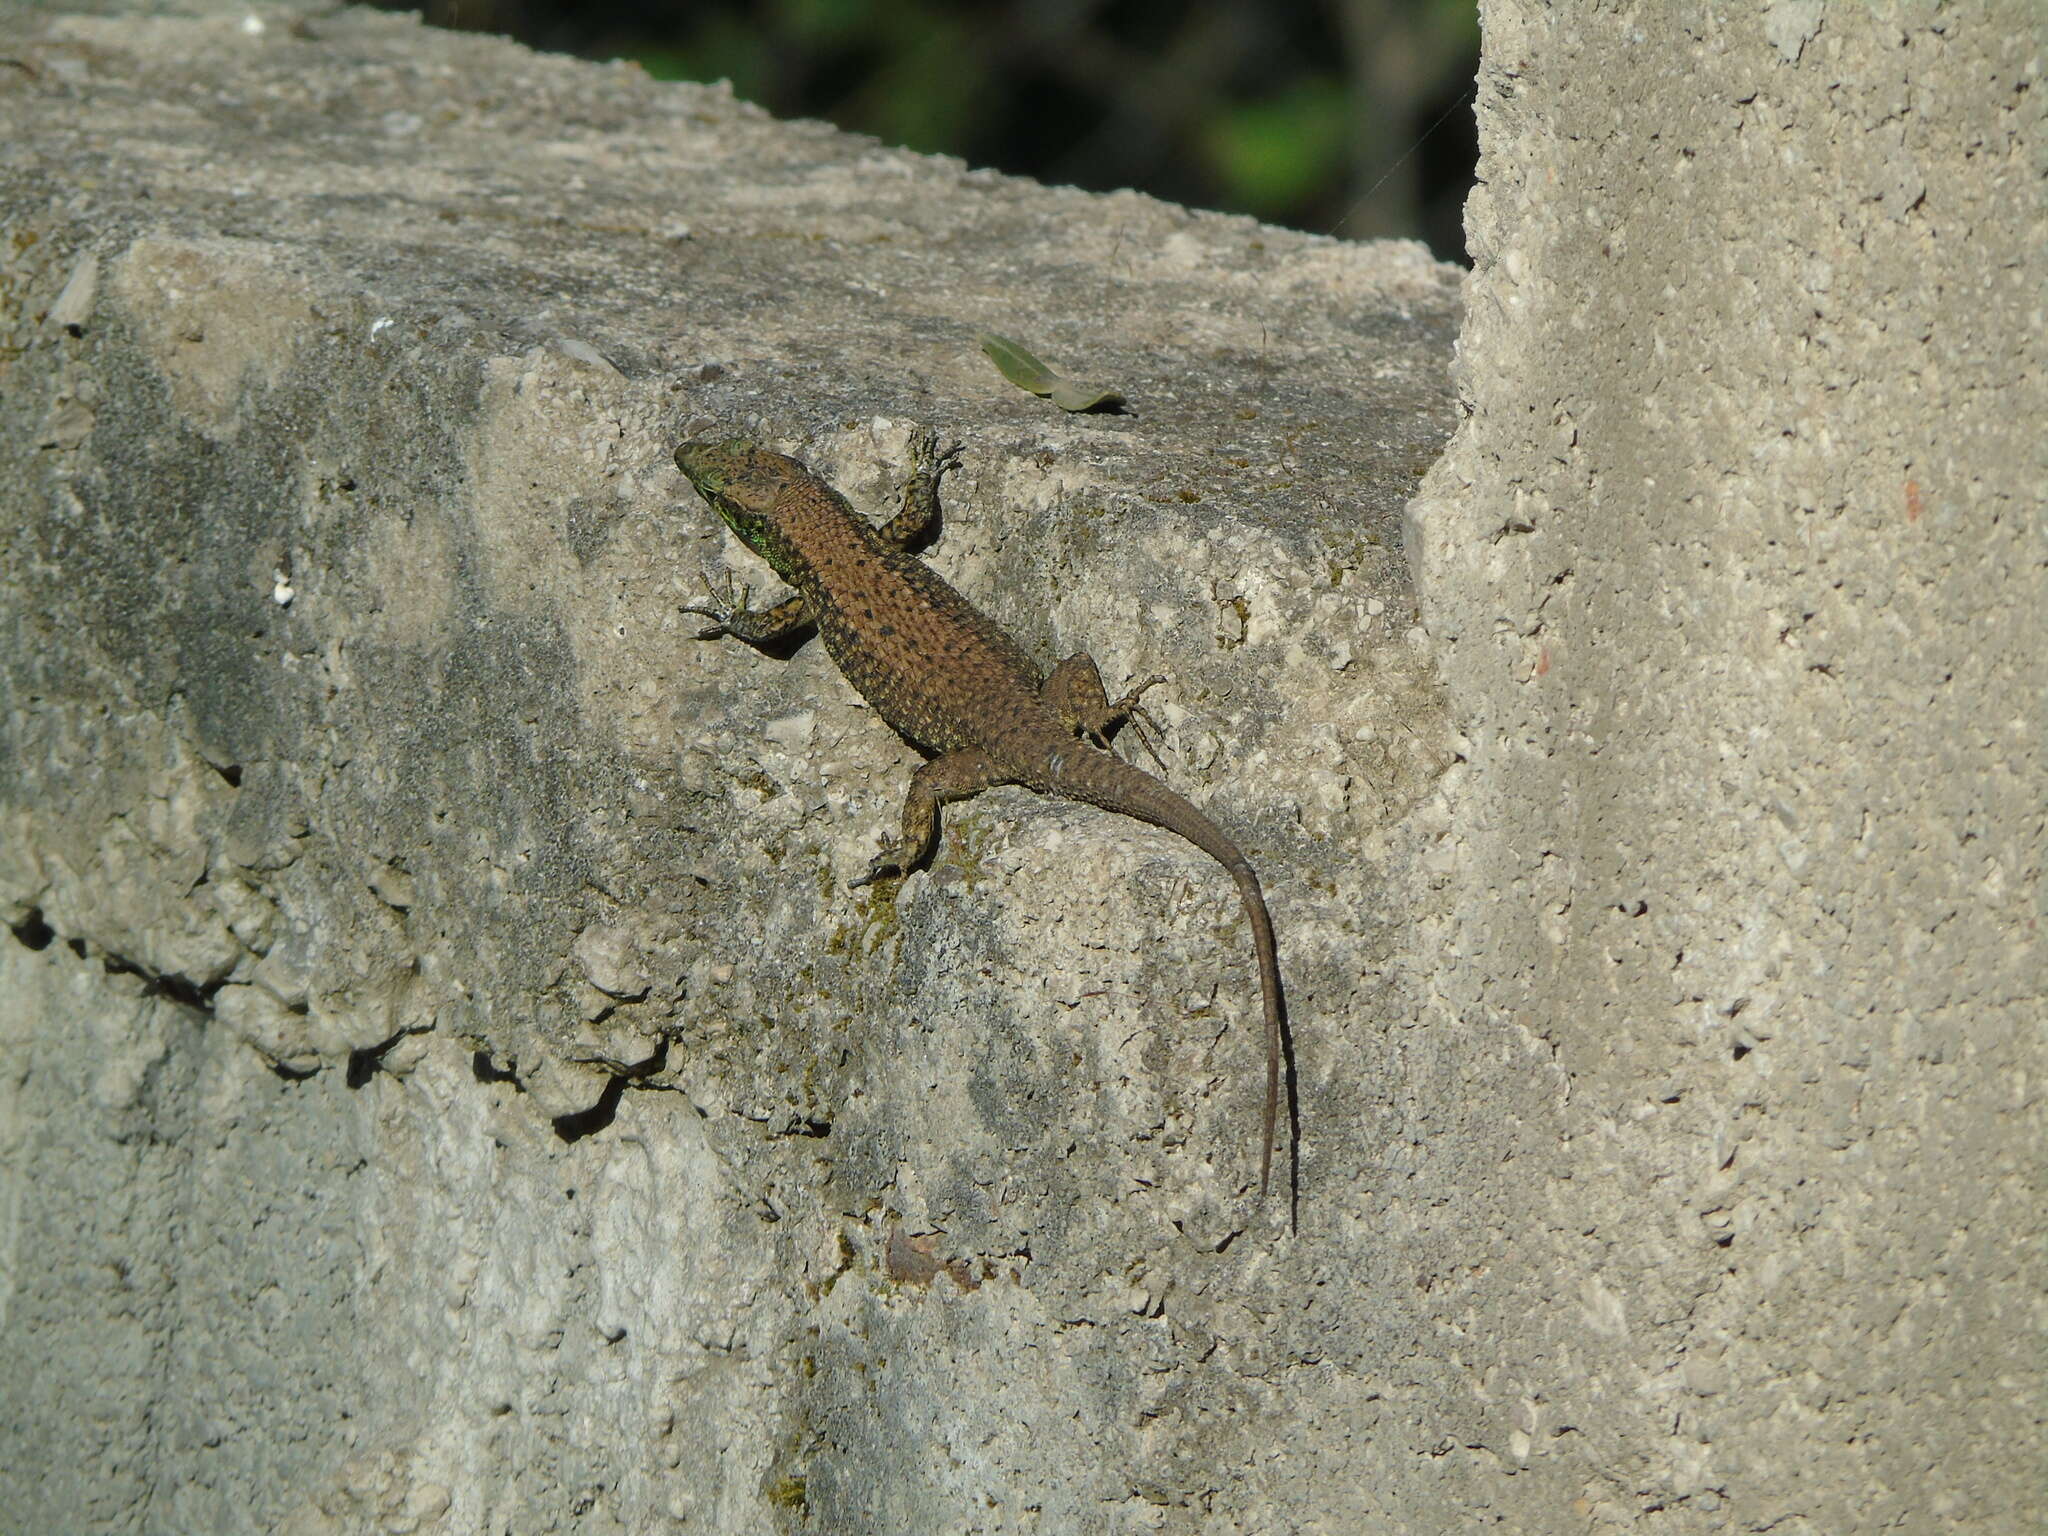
(1, 1, 2039, 1532)
(1404, 2, 2043, 1530)
(1, 3, 1457, 1532)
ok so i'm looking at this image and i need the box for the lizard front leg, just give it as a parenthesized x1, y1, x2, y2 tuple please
(681, 570, 813, 646)
(849, 748, 1009, 887)
(875, 426, 963, 552)
(1042, 652, 1170, 771)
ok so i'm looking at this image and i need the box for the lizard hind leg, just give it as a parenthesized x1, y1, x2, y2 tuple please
(1042, 652, 1170, 771)
(848, 748, 1009, 887)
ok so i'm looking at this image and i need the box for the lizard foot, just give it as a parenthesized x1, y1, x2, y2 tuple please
(1102, 674, 1170, 771)
(904, 426, 964, 490)
(847, 837, 913, 888)
(679, 569, 751, 640)
(847, 852, 906, 889)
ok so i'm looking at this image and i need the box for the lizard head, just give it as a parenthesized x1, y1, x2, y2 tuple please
(674, 438, 803, 561)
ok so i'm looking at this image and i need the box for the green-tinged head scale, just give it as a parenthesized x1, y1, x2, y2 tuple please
(675, 438, 801, 567)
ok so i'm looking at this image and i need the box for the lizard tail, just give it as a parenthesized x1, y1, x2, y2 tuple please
(1046, 750, 1288, 1205)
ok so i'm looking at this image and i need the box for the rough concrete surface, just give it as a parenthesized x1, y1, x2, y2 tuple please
(1402, 2, 2044, 1531)
(1, 4, 1456, 1533)
(0, 2, 2038, 1533)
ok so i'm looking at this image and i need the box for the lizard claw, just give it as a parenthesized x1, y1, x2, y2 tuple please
(679, 569, 749, 639)
(1110, 674, 1170, 771)
(847, 835, 912, 888)
(904, 427, 964, 494)
(847, 852, 902, 889)
(1122, 717, 1169, 773)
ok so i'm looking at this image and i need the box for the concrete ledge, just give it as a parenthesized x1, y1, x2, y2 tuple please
(2, 5, 1457, 1532)
(3, 2, 2040, 1533)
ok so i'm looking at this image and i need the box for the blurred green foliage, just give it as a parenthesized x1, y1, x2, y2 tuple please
(1203, 76, 1353, 220)
(379, 0, 1478, 259)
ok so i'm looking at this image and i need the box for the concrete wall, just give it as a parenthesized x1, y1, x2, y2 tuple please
(1402, 3, 2043, 1528)
(2, 2, 2038, 1532)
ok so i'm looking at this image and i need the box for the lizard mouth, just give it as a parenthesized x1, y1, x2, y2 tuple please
(673, 440, 729, 492)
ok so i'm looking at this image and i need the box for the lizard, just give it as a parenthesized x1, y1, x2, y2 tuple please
(673, 426, 1289, 1203)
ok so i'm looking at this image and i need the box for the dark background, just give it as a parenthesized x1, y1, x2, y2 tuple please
(371, 0, 1480, 263)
